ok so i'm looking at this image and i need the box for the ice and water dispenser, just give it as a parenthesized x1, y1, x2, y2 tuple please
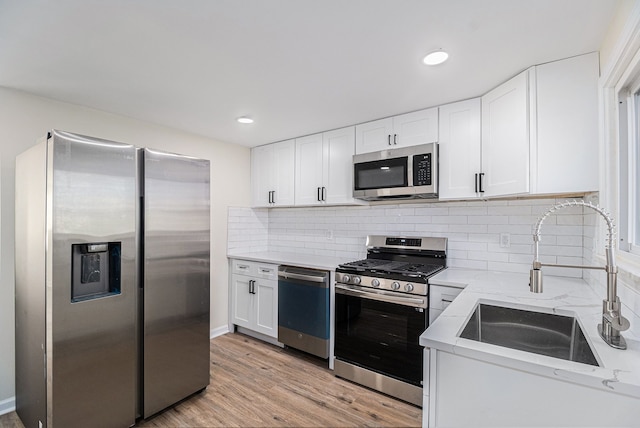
(71, 242, 122, 302)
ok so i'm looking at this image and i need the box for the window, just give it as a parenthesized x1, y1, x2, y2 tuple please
(618, 75, 640, 256)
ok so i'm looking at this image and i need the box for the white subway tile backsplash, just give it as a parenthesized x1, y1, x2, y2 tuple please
(227, 198, 589, 277)
(432, 215, 467, 224)
(227, 196, 640, 329)
(468, 251, 509, 262)
(468, 215, 510, 225)
(414, 207, 449, 216)
(488, 206, 532, 216)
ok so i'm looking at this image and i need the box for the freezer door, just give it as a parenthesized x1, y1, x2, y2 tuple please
(142, 149, 210, 418)
(49, 130, 137, 427)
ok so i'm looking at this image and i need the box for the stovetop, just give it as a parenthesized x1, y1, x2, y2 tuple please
(338, 259, 444, 278)
(335, 235, 447, 295)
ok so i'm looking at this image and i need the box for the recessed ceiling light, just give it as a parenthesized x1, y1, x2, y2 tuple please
(423, 50, 449, 66)
(237, 117, 254, 124)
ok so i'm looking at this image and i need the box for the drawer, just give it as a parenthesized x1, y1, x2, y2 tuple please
(254, 263, 278, 280)
(231, 259, 278, 279)
(232, 259, 255, 275)
(429, 285, 463, 312)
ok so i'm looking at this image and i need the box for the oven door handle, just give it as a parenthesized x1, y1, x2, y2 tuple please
(335, 284, 427, 308)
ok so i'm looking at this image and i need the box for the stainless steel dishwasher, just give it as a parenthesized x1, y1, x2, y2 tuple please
(278, 266, 329, 359)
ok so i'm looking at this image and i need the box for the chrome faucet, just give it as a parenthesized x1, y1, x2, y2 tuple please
(529, 200, 630, 350)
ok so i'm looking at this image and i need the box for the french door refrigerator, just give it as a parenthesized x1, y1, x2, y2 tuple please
(15, 130, 211, 428)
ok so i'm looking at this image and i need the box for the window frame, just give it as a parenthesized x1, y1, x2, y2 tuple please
(617, 60, 640, 258)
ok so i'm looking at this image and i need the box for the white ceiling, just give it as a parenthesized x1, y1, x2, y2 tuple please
(0, 0, 620, 147)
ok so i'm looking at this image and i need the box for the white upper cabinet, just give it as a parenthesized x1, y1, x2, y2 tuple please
(355, 107, 438, 154)
(295, 126, 358, 206)
(481, 70, 530, 197)
(530, 52, 599, 194)
(469, 51, 599, 199)
(295, 133, 325, 206)
(251, 139, 295, 207)
(324, 127, 358, 204)
(354, 117, 393, 154)
(251, 53, 599, 207)
(438, 98, 482, 200)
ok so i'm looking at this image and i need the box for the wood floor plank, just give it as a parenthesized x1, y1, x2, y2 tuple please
(3, 332, 422, 427)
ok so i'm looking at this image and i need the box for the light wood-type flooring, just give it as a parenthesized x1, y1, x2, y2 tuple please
(1, 332, 421, 427)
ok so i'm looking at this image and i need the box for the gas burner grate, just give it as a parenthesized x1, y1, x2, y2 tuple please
(339, 259, 444, 277)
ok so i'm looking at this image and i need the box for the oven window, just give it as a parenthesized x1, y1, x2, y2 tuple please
(334, 292, 427, 385)
(354, 157, 408, 190)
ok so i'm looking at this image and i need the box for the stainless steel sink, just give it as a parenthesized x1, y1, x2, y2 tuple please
(460, 303, 600, 366)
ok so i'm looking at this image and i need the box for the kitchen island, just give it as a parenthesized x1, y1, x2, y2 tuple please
(420, 270, 640, 428)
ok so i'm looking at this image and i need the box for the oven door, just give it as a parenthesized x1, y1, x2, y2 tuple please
(334, 284, 428, 386)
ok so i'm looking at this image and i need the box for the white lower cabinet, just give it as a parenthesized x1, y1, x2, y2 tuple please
(230, 260, 278, 338)
(428, 285, 463, 324)
(423, 350, 639, 427)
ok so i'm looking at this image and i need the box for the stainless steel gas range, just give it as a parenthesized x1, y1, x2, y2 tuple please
(334, 235, 447, 406)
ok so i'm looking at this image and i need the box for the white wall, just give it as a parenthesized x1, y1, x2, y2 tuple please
(599, 0, 637, 70)
(0, 86, 251, 407)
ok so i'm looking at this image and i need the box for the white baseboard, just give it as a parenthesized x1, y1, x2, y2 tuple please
(0, 396, 16, 416)
(210, 325, 230, 339)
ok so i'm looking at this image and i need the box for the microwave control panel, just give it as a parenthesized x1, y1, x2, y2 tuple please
(413, 153, 432, 186)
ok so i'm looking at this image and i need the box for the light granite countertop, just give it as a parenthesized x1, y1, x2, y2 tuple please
(227, 251, 350, 271)
(420, 270, 640, 398)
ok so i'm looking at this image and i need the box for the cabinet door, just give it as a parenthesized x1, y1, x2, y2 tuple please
(481, 70, 530, 197)
(438, 99, 481, 200)
(231, 274, 253, 329)
(251, 144, 274, 207)
(393, 107, 438, 147)
(295, 133, 324, 205)
(531, 52, 599, 194)
(355, 117, 394, 154)
(324, 126, 356, 204)
(272, 139, 295, 206)
(254, 279, 278, 338)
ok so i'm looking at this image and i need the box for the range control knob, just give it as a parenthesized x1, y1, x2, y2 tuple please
(342, 275, 351, 283)
(405, 283, 414, 292)
(371, 279, 380, 287)
(391, 281, 401, 290)
(353, 276, 361, 285)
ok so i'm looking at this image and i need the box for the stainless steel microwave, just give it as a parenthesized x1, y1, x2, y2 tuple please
(353, 143, 438, 201)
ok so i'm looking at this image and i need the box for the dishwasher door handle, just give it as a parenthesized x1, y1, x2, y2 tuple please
(278, 271, 327, 284)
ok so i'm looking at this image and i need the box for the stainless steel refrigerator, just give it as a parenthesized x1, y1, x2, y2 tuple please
(15, 130, 210, 428)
